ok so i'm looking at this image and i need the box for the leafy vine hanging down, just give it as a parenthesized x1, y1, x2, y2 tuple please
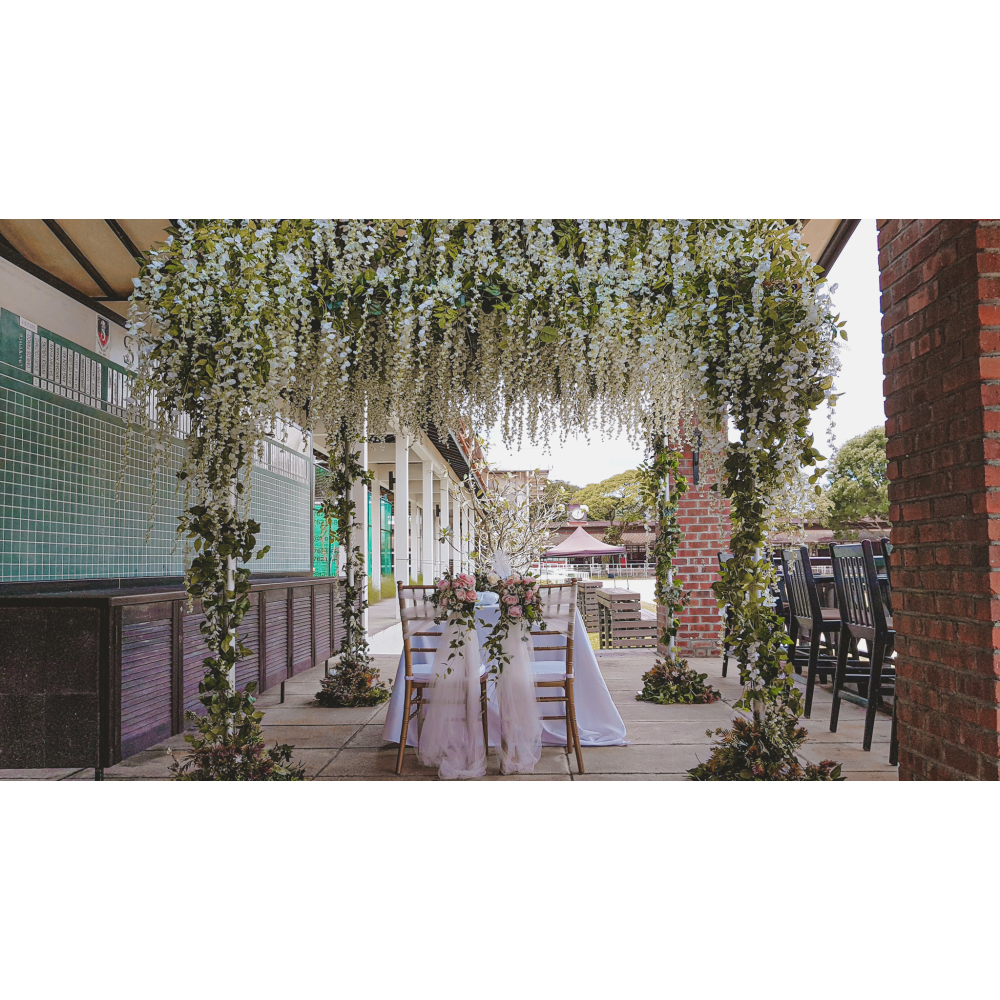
(635, 434, 720, 706)
(125, 219, 306, 780)
(316, 422, 391, 707)
(126, 219, 843, 780)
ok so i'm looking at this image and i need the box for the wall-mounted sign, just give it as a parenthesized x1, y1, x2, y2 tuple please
(96, 316, 111, 356)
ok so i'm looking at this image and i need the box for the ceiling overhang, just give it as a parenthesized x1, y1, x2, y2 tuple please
(799, 219, 860, 275)
(0, 219, 173, 327)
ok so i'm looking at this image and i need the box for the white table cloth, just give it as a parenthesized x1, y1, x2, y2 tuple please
(382, 607, 628, 747)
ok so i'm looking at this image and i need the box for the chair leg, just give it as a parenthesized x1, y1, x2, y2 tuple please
(788, 618, 801, 676)
(805, 628, 822, 719)
(567, 680, 584, 774)
(863, 640, 886, 752)
(830, 627, 850, 733)
(480, 675, 489, 759)
(396, 680, 413, 774)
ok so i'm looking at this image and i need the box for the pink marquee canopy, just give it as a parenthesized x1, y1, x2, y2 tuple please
(543, 526, 626, 558)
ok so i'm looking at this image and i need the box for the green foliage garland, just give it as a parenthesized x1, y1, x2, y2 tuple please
(687, 716, 843, 781)
(125, 220, 304, 779)
(634, 433, 722, 705)
(637, 658, 721, 705)
(126, 220, 845, 778)
(316, 422, 391, 707)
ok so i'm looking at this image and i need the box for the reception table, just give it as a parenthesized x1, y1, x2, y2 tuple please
(382, 606, 629, 747)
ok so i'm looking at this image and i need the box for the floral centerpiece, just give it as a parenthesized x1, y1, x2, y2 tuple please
(484, 574, 547, 672)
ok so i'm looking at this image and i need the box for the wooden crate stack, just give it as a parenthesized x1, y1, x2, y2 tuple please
(596, 588, 659, 649)
(577, 579, 603, 631)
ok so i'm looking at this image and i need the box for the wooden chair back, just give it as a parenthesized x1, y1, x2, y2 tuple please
(532, 580, 577, 677)
(781, 546, 822, 632)
(829, 541, 891, 644)
(397, 583, 442, 680)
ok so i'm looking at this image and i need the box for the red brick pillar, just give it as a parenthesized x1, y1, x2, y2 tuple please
(881, 219, 1000, 780)
(657, 449, 731, 657)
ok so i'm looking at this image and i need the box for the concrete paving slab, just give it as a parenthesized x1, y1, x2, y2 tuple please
(578, 743, 704, 775)
(259, 725, 362, 749)
(0, 768, 86, 780)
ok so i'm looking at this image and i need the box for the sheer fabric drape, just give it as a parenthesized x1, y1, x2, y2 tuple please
(495, 620, 543, 773)
(417, 614, 487, 779)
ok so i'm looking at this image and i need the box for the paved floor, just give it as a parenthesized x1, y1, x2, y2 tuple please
(1, 646, 897, 780)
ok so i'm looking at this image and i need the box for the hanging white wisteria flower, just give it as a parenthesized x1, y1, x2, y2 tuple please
(125, 218, 842, 777)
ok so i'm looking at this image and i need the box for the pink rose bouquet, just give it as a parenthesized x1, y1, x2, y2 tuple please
(484, 573, 547, 671)
(430, 571, 480, 625)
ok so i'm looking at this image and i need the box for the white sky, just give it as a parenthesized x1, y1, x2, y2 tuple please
(485, 220, 886, 488)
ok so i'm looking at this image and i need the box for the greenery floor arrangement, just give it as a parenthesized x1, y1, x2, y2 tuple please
(687, 716, 843, 780)
(317, 651, 392, 707)
(636, 657, 721, 705)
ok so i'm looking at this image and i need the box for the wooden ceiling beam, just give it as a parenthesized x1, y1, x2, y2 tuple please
(42, 219, 119, 300)
(0, 239, 128, 328)
(104, 219, 145, 265)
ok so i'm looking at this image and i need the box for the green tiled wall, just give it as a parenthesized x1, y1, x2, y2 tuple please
(0, 307, 311, 583)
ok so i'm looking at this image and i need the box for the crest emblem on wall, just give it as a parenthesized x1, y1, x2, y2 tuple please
(96, 316, 110, 355)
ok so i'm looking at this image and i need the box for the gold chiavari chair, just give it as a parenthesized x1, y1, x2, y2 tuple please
(530, 580, 584, 774)
(396, 584, 490, 775)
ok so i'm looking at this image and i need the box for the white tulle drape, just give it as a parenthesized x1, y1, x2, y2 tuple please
(495, 620, 543, 773)
(417, 615, 487, 779)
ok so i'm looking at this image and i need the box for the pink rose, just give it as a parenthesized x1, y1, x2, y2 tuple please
(504, 595, 518, 605)
(509, 605, 523, 618)
(437, 579, 449, 590)
(465, 590, 478, 602)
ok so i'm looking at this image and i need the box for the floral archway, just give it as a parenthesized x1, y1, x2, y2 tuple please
(125, 219, 841, 778)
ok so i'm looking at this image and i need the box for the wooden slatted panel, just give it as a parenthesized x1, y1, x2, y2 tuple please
(315, 587, 332, 661)
(120, 619, 173, 758)
(183, 612, 211, 719)
(291, 594, 312, 674)
(236, 602, 260, 693)
(264, 595, 288, 691)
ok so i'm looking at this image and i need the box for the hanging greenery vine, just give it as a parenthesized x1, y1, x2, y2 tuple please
(125, 219, 306, 779)
(635, 433, 720, 706)
(127, 218, 842, 780)
(316, 422, 390, 707)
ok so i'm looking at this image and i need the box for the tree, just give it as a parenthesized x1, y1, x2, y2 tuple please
(825, 426, 889, 534)
(768, 466, 832, 541)
(572, 470, 647, 544)
(468, 463, 567, 573)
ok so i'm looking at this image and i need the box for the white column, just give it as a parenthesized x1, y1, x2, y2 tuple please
(459, 498, 468, 570)
(394, 433, 410, 590)
(440, 474, 451, 576)
(467, 506, 476, 570)
(450, 484, 460, 575)
(370, 482, 382, 604)
(422, 461, 435, 583)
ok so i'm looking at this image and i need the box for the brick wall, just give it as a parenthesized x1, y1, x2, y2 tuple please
(657, 449, 731, 657)
(880, 219, 1000, 780)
